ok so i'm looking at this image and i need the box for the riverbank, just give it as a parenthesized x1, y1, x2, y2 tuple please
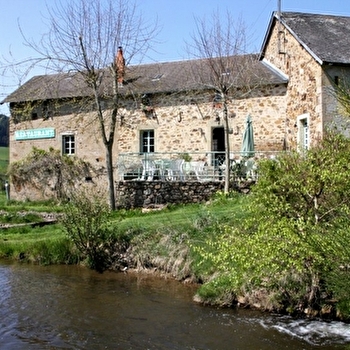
(0, 191, 348, 321)
(3, 261, 348, 349)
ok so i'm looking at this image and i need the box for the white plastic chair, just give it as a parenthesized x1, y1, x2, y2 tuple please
(141, 159, 156, 180)
(189, 161, 206, 180)
(167, 159, 184, 181)
(245, 159, 258, 180)
(155, 159, 171, 180)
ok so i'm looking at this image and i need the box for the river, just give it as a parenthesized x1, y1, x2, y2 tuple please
(0, 261, 349, 349)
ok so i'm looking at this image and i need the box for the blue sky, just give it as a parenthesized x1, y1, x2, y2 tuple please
(1, 0, 350, 115)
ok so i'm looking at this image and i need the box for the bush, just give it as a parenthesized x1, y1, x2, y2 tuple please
(60, 187, 116, 272)
(194, 131, 350, 318)
(8, 147, 92, 200)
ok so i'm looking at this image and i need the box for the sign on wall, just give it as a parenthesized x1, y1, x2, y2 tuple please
(15, 128, 56, 141)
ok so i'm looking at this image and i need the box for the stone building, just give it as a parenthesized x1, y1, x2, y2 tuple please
(2, 11, 350, 202)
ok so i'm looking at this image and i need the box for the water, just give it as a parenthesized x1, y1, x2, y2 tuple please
(0, 261, 349, 349)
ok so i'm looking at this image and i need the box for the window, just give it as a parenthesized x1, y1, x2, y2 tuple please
(221, 69, 231, 76)
(62, 134, 75, 155)
(42, 101, 53, 120)
(334, 75, 339, 86)
(297, 114, 309, 151)
(140, 130, 154, 153)
(151, 74, 163, 81)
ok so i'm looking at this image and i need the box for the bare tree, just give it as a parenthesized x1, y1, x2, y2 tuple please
(5, 0, 158, 209)
(187, 10, 259, 193)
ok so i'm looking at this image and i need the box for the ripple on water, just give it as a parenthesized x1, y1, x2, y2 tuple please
(258, 315, 350, 346)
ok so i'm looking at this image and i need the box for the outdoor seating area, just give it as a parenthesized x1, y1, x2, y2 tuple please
(117, 151, 278, 182)
(140, 158, 188, 181)
(120, 156, 213, 182)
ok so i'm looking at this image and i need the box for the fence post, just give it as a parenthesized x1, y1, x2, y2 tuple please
(5, 180, 10, 200)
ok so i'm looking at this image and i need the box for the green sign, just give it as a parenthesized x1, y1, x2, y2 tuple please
(15, 128, 55, 141)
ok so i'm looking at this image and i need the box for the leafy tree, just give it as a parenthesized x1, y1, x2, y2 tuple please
(248, 132, 350, 316)
(254, 133, 350, 225)
(195, 131, 350, 317)
(61, 188, 112, 272)
(4, 0, 158, 209)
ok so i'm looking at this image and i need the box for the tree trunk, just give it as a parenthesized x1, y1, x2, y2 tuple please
(223, 101, 230, 193)
(106, 144, 116, 210)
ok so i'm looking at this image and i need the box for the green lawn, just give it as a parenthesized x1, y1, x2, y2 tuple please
(0, 190, 248, 262)
(0, 147, 9, 179)
(110, 196, 247, 234)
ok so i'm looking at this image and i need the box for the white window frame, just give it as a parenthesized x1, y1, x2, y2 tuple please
(296, 113, 310, 151)
(62, 133, 76, 155)
(140, 129, 155, 153)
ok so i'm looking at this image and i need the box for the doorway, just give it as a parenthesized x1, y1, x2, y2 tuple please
(212, 127, 225, 166)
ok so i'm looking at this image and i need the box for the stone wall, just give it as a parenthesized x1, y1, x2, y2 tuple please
(115, 180, 226, 209)
(9, 85, 287, 168)
(262, 19, 324, 149)
(321, 65, 350, 134)
(9, 108, 116, 171)
(117, 87, 287, 156)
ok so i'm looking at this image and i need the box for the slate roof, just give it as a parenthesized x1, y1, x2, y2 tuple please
(260, 12, 350, 65)
(2, 54, 287, 104)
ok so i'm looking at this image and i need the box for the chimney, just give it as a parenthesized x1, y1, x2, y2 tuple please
(116, 46, 125, 87)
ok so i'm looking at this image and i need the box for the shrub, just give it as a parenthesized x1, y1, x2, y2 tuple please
(194, 131, 350, 317)
(8, 147, 93, 200)
(60, 187, 116, 272)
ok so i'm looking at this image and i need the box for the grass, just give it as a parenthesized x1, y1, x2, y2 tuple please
(0, 147, 9, 178)
(0, 189, 248, 269)
(0, 193, 63, 214)
(0, 222, 78, 264)
(110, 197, 246, 234)
(0, 188, 252, 303)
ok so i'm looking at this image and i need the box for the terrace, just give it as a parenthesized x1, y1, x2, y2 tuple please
(117, 151, 279, 183)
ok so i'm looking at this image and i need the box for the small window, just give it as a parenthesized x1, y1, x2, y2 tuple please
(42, 101, 53, 120)
(141, 94, 151, 107)
(334, 76, 339, 86)
(221, 69, 231, 76)
(62, 134, 75, 155)
(297, 114, 309, 151)
(151, 74, 163, 81)
(140, 130, 154, 153)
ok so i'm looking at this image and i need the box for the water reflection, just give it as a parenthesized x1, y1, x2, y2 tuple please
(0, 261, 349, 349)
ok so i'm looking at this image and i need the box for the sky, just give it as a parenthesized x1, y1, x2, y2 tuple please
(1, 0, 350, 115)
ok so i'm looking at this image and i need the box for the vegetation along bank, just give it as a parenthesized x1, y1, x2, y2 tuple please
(2, 131, 350, 321)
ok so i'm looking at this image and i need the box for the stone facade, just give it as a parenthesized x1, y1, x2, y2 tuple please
(115, 180, 226, 209)
(6, 11, 350, 204)
(9, 85, 287, 166)
(262, 20, 323, 149)
(117, 87, 287, 156)
(262, 17, 350, 149)
(9, 109, 117, 173)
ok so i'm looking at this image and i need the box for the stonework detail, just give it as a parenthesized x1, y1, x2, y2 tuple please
(115, 180, 226, 209)
(263, 20, 325, 149)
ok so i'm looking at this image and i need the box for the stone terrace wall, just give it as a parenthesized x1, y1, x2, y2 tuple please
(115, 180, 225, 209)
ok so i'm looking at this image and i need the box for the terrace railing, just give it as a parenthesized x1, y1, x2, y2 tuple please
(116, 151, 280, 182)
